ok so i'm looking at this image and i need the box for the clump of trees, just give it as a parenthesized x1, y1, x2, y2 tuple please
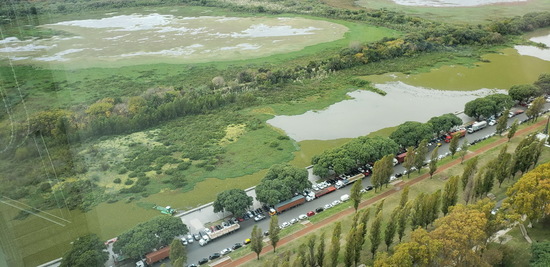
(255, 164, 311, 205)
(311, 136, 398, 178)
(464, 93, 513, 120)
(113, 216, 188, 260)
(213, 188, 253, 218)
(60, 234, 108, 267)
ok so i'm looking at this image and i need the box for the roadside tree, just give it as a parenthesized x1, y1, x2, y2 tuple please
(459, 138, 470, 163)
(428, 113, 462, 135)
(170, 238, 186, 264)
(60, 234, 108, 267)
(403, 146, 416, 178)
(213, 188, 253, 218)
(534, 73, 550, 94)
(429, 146, 439, 178)
(350, 178, 362, 212)
(509, 84, 542, 103)
(399, 185, 409, 208)
(526, 96, 546, 122)
(114, 216, 188, 260)
(507, 119, 519, 142)
(496, 109, 510, 135)
(390, 121, 433, 148)
(464, 97, 497, 120)
(250, 225, 264, 260)
(449, 134, 459, 158)
(486, 93, 514, 112)
(414, 139, 429, 173)
(269, 215, 281, 252)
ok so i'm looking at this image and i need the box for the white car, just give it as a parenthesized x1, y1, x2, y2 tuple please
(290, 218, 298, 224)
(324, 203, 333, 210)
(488, 119, 496, 126)
(280, 222, 291, 228)
(221, 248, 233, 255)
(298, 214, 308, 220)
(332, 200, 341, 206)
(187, 234, 194, 243)
(181, 237, 188, 245)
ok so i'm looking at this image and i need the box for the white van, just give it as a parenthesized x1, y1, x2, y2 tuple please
(340, 194, 350, 202)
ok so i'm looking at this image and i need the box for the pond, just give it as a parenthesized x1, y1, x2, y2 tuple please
(391, 0, 527, 7)
(0, 14, 348, 67)
(267, 85, 502, 141)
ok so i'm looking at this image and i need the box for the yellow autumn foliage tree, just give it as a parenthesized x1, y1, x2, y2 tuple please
(506, 161, 550, 223)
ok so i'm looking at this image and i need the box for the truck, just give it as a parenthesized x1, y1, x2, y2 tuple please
(395, 152, 407, 164)
(154, 205, 176, 215)
(207, 223, 240, 240)
(467, 121, 487, 133)
(335, 173, 365, 189)
(136, 246, 170, 266)
(315, 186, 337, 198)
(269, 195, 306, 215)
(444, 129, 467, 143)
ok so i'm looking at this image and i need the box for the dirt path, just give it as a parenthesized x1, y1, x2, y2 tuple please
(217, 119, 547, 267)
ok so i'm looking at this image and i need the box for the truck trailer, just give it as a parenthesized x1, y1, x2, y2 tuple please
(315, 186, 337, 198)
(207, 223, 240, 240)
(395, 152, 407, 164)
(136, 246, 170, 266)
(468, 121, 487, 133)
(444, 129, 467, 143)
(270, 195, 306, 215)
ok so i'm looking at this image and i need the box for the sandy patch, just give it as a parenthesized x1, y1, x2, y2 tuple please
(219, 124, 247, 146)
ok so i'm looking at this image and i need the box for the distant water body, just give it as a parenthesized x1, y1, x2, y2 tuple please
(392, 0, 527, 7)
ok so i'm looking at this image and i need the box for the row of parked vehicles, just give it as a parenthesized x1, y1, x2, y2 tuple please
(189, 241, 250, 266)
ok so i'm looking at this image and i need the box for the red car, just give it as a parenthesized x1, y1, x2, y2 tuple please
(307, 211, 315, 217)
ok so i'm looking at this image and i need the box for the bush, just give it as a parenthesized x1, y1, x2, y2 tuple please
(269, 141, 279, 148)
(118, 167, 128, 174)
(170, 176, 186, 188)
(204, 165, 215, 171)
(196, 161, 207, 168)
(177, 161, 192, 170)
(113, 178, 121, 184)
(100, 162, 110, 171)
(156, 170, 162, 174)
(165, 169, 175, 175)
(277, 135, 290, 140)
(124, 179, 134, 185)
(90, 174, 100, 182)
(128, 172, 137, 178)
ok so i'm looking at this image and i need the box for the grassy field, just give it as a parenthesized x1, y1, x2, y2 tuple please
(235, 119, 550, 266)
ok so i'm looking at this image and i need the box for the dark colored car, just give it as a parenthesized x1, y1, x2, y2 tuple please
(263, 230, 270, 236)
(364, 185, 374, 191)
(232, 242, 243, 250)
(209, 253, 221, 260)
(198, 258, 208, 265)
(315, 207, 324, 213)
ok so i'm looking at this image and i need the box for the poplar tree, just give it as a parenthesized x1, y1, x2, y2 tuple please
(350, 178, 362, 212)
(429, 146, 439, 178)
(414, 139, 429, 172)
(410, 193, 427, 229)
(461, 156, 479, 190)
(507, 119, 519, 142)
(449, 134, 460, 158)
(344, 226, 356, 267)
(495, 145, 512, 187)
(329, 222, 341, 267)
(353, 223, 366, 266)
(496, 109, 509, 135)
(297, 244, 307, 267)
(316, 233, 325, 267)
(397, 203, 411, 242)
(427, 190, 441, 226)
(399, 185, 410, 208)
(250, 225, 264, 260)
(403, 146, 416, 178)
(376, 199, 385, 215)
(384, 208, 399, 250)
(369, 212, 383, 259)
(307, 234, 317, 267)
(459, 138, 469, 164)
(269, 215, 280, 252)
(441, 175, 459, 215)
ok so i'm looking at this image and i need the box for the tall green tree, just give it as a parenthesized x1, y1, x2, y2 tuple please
(369, 211, 383, 259)
(464, 97, 498, 120)
(429, 146, 439, 178)
(403, 146, 416, 178)
(526, 96, 546, 122)
(344, 226, 356, 267)
(376, 199, 385, 215)
(530, 241, 550, 267)
(414, 139, 429, 173)
(269, 215, 280, 252)
(441, 175, 460, 215)
(461, 156, 479, 190)
(449, 134, 460, 158)
(297, 244, 307, 267)
(427, 190, 441, 226)
(251, 225, 264, 260)
(507, 119, 519, 142)
(353, 223, 366, 266)
(256, 164, 311, 205)
(372, 156, 393, 191)
(495, 145, 512, 187)
(508, 84, 542, 103)
(316, 233, 326, 267)
(399, 185, 410, 208)
(496, 109, 510, 135)
(329, 222, 342, 267)
(60, 234, 108, 267)
(390, 121, 434, 148)
(384, 207, 399, 250)
(170, 238, 186, 264)
(397, 203, 411, 242)
(428, 113, 463, 135)
(459, 138, 470, 164)
(307, 234, 317, 267)
(534, 73, 550, 94)
(350, 178, 362, 212)
(213, 188, 253, 217)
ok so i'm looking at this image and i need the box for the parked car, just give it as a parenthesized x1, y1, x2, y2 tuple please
(187, 234, 194, 243)
(264, 230, 270, 236)
(244, 238, 251, 245)
(488, 119, 496, 126)
(307, 211, 315, 217)
(280, 222, 291, 228)
(290, 218, 298, 224)
(298, 214, 308, 220)
(209, 253, 221, 260)
(181, 237, 188, 245)
(232, 243, 243, 250)
(254, 214, 266, 222)
(198, 258, 208, 265)
(193, 233, 201, 241)
(188, 264, 198, 267)
(332, 200, 341, 206)
(220, 248, 232, 255)
(324, 203, 332, 210)
(315, 207, 324, 213)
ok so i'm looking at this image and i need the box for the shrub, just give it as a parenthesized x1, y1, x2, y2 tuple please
(204, 165, 215, 171)
(128, 172, 138, 178)
(90, 174, 100, 182)
(118, 167, 128, 174)
(124, 179, 134, 185)
(100, 162, 110, 171)
(177, 161, 192, 170)
(113, 178, 121, 184)
(277, 135, 290, 140)
(269, 141, 279, 148)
